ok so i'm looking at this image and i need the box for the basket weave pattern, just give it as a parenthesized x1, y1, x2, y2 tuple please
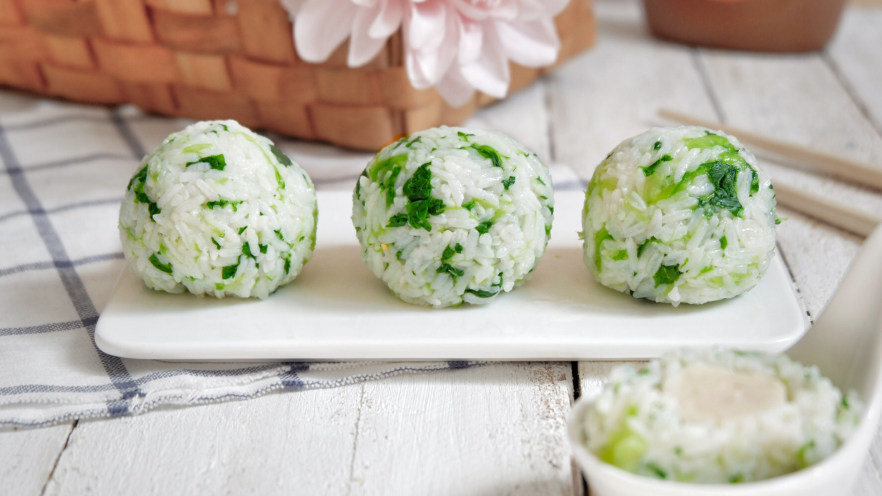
(0, 0, 595, 150)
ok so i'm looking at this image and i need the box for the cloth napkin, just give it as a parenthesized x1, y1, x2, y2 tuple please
(0, 92, 583, 429)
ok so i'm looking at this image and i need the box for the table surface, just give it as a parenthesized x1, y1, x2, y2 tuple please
(4, 0, 882, 494)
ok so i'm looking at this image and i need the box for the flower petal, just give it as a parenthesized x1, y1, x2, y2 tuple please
(369, 0, 404, 38)
(406, 2, 458, 84)
(408, 0, 447, 51)
(294, 0, 359, 62)
(434, 69, 476, 107)
(453, 0, 518, 21)
(348, 3, 390, 66)
(459, 25, 510, 98)
(495, 18, 559, 67)
(457, 19, 483, 64)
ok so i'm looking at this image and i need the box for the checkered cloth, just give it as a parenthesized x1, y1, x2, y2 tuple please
(0, 93, 582, 429)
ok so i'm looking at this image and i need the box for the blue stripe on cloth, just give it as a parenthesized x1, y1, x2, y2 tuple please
(0, 252, 123, 279)
(554, 180, 585, 191)
(2, 113, 118, 132)
(0, 317, 97, 337)
(0, 153, 135, 176)
(0, 197, 124, 224)
(280, 363, 311, 389)
(109, 108, 147, 158)
(0, 363, 289, 395)
(0, 119, 143, 417)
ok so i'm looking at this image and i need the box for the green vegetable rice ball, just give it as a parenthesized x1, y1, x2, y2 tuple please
(352, 126, 554, 307)
(119, 120, 317, 299)
(582, 126, 777, 305)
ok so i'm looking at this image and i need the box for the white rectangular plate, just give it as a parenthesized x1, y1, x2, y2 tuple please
(96, 191, 807, 361)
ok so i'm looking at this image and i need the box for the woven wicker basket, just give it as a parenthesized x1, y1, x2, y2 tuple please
(0, 0, 595, 150)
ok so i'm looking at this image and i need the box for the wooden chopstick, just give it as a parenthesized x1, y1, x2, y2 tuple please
(773, 182, 882, 237)
(658, 109, 882, 191)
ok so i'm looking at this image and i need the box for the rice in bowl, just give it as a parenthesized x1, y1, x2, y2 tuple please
(582, 126, 777, 305)
(577, 348, 861, 484)
(118, 120, 317, 299)
(352, 126, 554, 307)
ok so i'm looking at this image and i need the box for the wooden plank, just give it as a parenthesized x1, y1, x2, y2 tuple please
(41, 364, 575, 495)
(545, 0, 717, 178)
(348, 363, 575, 495)
(826, 6, 882, 132)
(45, 387, 361, 495)
(0, 423, 74, 495)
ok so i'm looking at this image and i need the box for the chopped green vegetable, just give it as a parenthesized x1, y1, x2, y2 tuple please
(637, 237, 657, 257)
(594, 225, 614, 271)
(186, 153, 226, 171)
(599, 424, 648, 473)
(700, 160, 746, 216)
(653, 264, 681, 287)
(403, 162, 432, 201)
(222, 261, 239, 279)
(242, 243, 256, 259)
(683, 131, 737, 152)
(502, 176, 516, 190)
(720, 235, 728, 249)
(611, 249, 629, 261)
(182, 143, 212, 154)
(652, 140, 662, 150)
(470, 144, 503, 168)
(796, 440, 815, 468)
(211, 237, 222, 250)
(128, 165, 161, 219)
(148, 253, 172, 274)
(387, 213, 408, 228)
(269, 144, 293, 166)
(437, 263, 465, 279)
(457, 131, 474, 140)
(642, 154, 672, 177)
(368, 153, 408, 182)
(476, 220, 494, 234)
(386, 162, 445, 231)
(645, 462, 668, 479)
(465, 287, 499, 298)
(439, 243, 463, 261)
(383, 166, 402, 206)
(206, 199, 242, 211)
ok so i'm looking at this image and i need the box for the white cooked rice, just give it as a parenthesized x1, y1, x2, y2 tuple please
(579, 348, 861, 484)
(582, 126, 777, 305)
(118, 120, 317, 299)
(352, 126, 554, 307)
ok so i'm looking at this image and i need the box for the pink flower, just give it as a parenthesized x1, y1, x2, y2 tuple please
(286, 0, 568, 106)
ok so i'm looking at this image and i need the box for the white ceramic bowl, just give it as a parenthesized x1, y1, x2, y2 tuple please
(568, 225, 882, 495)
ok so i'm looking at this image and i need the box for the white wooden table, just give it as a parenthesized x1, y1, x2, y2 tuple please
(3, 0, 882, 494)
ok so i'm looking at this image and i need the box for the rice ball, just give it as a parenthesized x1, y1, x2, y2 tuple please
(119, 120, 317, 299)
(582, 126, 777, 305)
(352, 126, 554, 307)
(578, 348, 860, 483)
